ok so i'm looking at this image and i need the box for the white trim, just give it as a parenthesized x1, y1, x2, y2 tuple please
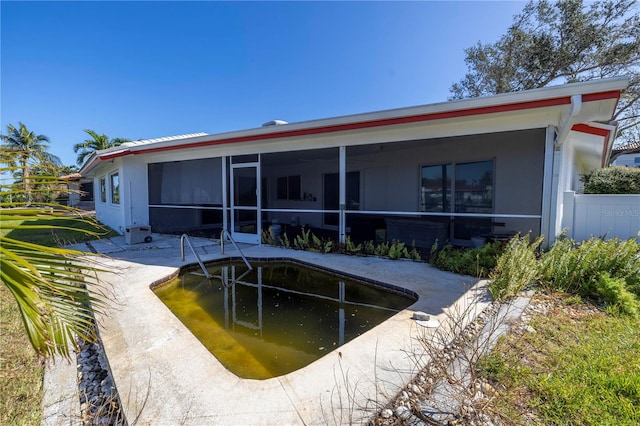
(222, 156, 228, 234)
(339, 146, 346, 244)
(348, 211, 541, 219)
(540, 126, 556, 244)
(149, 205, 225, 210)
(230, 160, 260, 244)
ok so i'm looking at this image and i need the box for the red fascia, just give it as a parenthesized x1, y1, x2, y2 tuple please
(102, 89, 622, 159)
(571, 123, 611, 137)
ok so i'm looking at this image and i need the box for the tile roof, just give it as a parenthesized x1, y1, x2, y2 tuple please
(612, 141, 640, 153)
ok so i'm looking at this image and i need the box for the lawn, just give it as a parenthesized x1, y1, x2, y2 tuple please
(0, 214, 115, 425)
(478, 295, 640, 425)
(2, 215, 117, 246)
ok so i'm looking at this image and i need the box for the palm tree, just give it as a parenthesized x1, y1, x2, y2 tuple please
(1, 122, 61, 204)
(0, 160, 109, 359)
(74, 129, 130, 166)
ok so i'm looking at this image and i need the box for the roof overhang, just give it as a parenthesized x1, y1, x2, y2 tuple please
(79, 77, 629, 176)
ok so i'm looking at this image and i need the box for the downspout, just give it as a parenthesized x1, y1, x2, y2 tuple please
(555, 94, 582, 149)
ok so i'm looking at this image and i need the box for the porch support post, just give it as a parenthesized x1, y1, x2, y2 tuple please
(540, 126, 556, 247)
(339, 146, 346, 244)
(222, 156, 228, 234)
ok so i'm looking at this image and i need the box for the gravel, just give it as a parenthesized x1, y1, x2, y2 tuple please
(75, 331, 126, 425)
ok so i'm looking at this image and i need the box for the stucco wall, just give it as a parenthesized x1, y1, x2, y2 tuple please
(93, 160, 126, 233)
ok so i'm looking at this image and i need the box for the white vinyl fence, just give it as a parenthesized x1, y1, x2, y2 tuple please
(562, 191, 640, 242)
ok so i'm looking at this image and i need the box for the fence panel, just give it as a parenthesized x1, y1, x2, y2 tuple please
(563, 191, 639, 241)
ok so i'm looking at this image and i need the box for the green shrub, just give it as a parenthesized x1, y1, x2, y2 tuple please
(344, 235, 362, 254)
(539, 236, 640, 315)
(294, 227, 312, 250)
(374, 241, 390, 257)
(388, 240, 408, 260)
(430, 241, 503, 277)
(489, 235, 542, 300)
(540, 237, 640, 296)
(585, 273, 639, 317)
(581, 166, 640, 194)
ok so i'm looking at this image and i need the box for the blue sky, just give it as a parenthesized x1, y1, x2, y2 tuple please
(1, 1, 526, 167)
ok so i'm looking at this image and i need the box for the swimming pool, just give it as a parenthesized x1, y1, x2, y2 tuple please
(153, 258, 417, 379)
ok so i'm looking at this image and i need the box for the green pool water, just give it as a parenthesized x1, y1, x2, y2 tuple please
(153, 260, 416, 379)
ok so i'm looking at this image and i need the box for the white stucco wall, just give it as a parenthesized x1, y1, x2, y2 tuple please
(93, 160, 126, 233)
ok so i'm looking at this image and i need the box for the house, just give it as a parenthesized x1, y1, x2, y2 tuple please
(611, 142, 640, 168)
(60, 173, 95, 208)
(79, 77, 629, 248)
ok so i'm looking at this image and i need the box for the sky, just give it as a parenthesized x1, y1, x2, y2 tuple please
(1, 1, 527, 168)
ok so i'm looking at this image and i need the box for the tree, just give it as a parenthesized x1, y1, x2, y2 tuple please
(0, 159, 109, 359)
(74, 129, 130, 166)
(1, 122, 61, 204)
(450, 0, 640, 144)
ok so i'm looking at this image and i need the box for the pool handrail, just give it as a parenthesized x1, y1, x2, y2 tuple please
(180, 234, 212, 279)
(220, 229, 253, 271)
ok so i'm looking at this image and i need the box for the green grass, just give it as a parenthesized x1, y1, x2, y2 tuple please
(1, 215, 116, 424)
(0, 285, 44, 426)
(479, 296, 640, 425)
(2, 216, 117, 246)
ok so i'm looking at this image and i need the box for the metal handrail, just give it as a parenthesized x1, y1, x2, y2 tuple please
(180, 234, 212, 279)
(220, 229, 253, 270)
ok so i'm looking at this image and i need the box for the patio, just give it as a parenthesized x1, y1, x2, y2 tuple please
(44, 233, 489, 425)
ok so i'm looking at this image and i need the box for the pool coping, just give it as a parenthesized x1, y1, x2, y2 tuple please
(48, 235, 489, 425)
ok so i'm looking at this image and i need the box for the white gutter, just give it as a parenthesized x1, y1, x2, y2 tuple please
(554, 94, 582, 149)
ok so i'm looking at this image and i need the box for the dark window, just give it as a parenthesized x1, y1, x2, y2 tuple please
(277, 177, 288, 200)
(420, 161, 493, 240)
(276, 176, 301, 200)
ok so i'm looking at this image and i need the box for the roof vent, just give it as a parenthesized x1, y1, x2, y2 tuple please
(262, 120, 288, 127)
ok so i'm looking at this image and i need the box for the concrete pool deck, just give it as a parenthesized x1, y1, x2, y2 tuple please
(46, 233, 490, 425)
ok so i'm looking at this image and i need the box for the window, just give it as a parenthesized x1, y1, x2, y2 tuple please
(99, 176, 106, 203)
(420, 164, 451, 212)
(421, 160, 494, 240)
(110, 172, 120, 204)
(276, 175, 301, 200)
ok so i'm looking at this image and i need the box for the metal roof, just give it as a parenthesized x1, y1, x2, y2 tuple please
(120, 132, 209, 148)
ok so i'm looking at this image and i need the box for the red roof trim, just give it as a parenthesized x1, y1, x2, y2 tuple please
(100, 89, 621, 159)
(582, 90, 622, 102)
(571, 123, 611, 137)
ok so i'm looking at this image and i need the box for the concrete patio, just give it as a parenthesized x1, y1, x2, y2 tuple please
(44, 233, 490, 425)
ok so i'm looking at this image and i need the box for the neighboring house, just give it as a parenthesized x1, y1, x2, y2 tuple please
(79, 77, 629, 248)
(60, 173, 95, 208)
(611, 142, 640, 168)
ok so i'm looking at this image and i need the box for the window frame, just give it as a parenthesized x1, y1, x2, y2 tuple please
(110, 172, 120, 205)
(99, 176, 107, 203)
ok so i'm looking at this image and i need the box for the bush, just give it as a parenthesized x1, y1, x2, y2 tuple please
(581, 166, 640, 194)
(585, 273, 639, 317)
(489, 235, 542, 300)
(430, 241, 503, 277)
(540, 237, 640, 296)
